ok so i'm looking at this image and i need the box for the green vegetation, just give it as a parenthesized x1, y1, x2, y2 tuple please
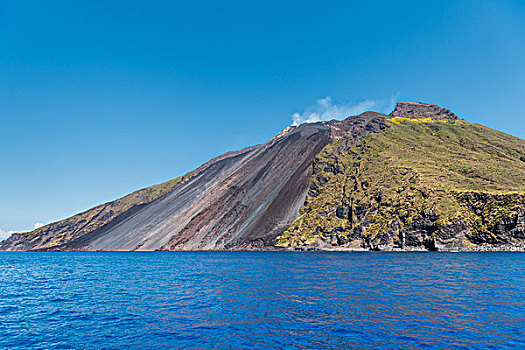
(278, 118, 525, 248)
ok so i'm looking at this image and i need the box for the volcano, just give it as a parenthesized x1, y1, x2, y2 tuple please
(2, 102, 524, 251)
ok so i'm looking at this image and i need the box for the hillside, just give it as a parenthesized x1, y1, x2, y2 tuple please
(278, 104, 525, 251)
(1, 102, 524, 251)
(1, 145, 260, 251)
(1, 112, 386, 251)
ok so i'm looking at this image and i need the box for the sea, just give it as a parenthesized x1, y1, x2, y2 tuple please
(0, 252, 523, 349)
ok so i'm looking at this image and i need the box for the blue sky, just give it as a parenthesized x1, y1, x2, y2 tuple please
(1, 0, 525, 235)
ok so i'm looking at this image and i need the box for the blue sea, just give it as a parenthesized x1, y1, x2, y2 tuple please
(0, 252, 523, 349)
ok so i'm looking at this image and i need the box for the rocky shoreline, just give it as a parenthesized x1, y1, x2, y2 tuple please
(287, 245, 525, 252)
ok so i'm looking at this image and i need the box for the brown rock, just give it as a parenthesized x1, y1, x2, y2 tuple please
(389, 101, 459, 120)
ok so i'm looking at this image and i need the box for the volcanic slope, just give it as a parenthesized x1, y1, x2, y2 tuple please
(0, 112, 386, 251)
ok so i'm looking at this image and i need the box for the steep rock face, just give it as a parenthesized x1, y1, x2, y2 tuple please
(0, 112, 387, 251)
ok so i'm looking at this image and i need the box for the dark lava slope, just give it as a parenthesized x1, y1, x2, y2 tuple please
(1, 112, 386, 251)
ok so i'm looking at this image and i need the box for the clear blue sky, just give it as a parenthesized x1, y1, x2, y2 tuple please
(1, 0, 524, 234)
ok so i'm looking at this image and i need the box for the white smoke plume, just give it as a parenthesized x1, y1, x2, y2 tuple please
(291, 93, 399, 126)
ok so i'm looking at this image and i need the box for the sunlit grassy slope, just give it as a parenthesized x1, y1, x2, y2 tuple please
(278, 118, 525, 247)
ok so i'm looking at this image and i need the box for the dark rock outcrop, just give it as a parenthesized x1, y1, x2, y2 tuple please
(389, 101, 459, 121)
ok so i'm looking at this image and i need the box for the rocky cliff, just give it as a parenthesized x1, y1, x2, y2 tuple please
(2, 102, 524, 251)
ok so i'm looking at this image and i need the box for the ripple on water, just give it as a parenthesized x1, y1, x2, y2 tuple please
(0, 252, 524, 349)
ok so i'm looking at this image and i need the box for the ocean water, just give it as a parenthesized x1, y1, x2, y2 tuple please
(0, 252, 523, 349)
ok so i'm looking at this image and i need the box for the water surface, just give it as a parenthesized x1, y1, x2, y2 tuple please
(0, 252, 523, 349)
